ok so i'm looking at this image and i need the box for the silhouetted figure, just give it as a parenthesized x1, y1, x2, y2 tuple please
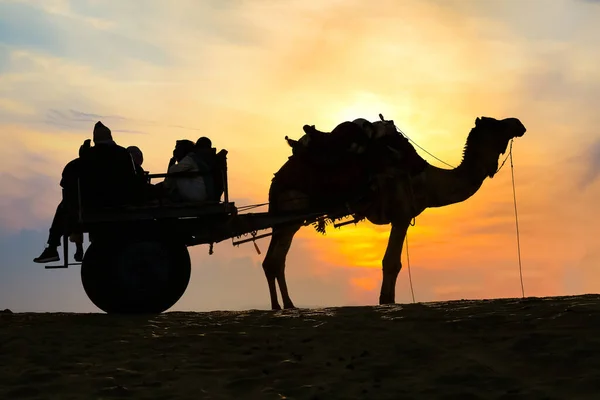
(193, 137, 229, 202)
(127, 145, 145, 175)
(162, 139, 208, 202)
(127, 145, 154, 200)
(34, 122, 141, 264)
(191, 136, 219, 200)
(78, 122, 140, 209)
(34, 139, 91, 263)
(195, 136, 213, 149)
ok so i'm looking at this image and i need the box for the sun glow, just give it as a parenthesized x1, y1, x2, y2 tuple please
(329, 91, 402, 127)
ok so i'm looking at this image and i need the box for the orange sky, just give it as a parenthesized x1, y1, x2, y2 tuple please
(1, 0, 600, 311)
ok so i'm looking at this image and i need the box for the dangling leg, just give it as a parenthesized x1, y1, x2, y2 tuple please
(379, 219, 410, 304)
(262, 225, 300, 310)
(70, 233, 85, 262)
(34, 201, 66, 263)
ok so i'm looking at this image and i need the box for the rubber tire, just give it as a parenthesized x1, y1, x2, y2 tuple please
(81, 240, 191, 314)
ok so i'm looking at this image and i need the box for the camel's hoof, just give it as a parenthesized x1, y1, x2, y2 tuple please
(271, 304, 282, 311)
(379, 297, 395, 305)
(283, 304, 297, 310)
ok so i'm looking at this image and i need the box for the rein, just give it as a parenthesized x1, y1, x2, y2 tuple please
(495, 139, 514, 174)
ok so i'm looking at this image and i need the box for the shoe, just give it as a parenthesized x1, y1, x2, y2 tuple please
(74, 246, 84, 262)
(33, 247, 60, 263)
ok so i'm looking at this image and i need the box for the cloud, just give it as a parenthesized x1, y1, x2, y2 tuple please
(580, 139, 600, 189)
(3, 0, 115, 29)
(0, 2, 65, 53)
(44, 109, 132, 132)
(0, 97, 34, 115)
(66, 109, 125, 121)
(0, 172, 59, 232)
(43, 109, 213, 135)
(0, 1, 167, 66)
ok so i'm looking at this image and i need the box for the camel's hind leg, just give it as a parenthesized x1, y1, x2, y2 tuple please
(262, 224, 300, 310)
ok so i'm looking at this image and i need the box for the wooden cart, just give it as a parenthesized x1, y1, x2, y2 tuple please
(45, 154, 348, 314)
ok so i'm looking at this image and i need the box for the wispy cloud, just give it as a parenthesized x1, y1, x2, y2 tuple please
(45, 109, 128, 130)
(44, 109, 208, 134)
(580, 139, 600, 189)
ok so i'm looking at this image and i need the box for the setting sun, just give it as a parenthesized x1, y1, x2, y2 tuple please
(330, 91, 397, 125)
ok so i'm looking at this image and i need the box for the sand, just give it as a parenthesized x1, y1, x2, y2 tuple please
(2, 294, 600, 400)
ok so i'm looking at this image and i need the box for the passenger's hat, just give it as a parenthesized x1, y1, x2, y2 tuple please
(93, 121, 113, 143)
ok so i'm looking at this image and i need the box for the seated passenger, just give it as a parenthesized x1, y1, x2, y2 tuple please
(34, 139, 91, 263)
(162, 140, 207, 202)
(127, 145, 146, 176)
(191, 137, 218, 200)
(192, 137, 229, 202)
(195, 136, 213, 152)
(78, 121, 141, 208)
(127, 145, 154, 200)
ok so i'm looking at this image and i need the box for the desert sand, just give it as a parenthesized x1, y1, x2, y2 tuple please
(2, 294, 600, 400)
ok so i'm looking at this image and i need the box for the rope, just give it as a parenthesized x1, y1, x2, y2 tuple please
(496, 140, 512, 174)
(510, 145, 526, 298)
(405, 233, 416, 303)
(232, 123, 524, 301)
(236, 202, 269, 212)
(393, 123, 523, 301)
(395, 126, 456, 168)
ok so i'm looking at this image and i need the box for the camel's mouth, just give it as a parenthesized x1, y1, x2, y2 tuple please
(471, 116, 525, 178)
(508, 119, 527, 138)
(487, 160, 500, 178)
(514, 125, 526, 138)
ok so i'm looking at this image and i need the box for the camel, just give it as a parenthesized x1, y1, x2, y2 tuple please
(262, 116, 527, 310)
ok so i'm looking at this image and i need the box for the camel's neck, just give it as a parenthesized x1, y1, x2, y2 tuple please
(422, 146, 491, 208)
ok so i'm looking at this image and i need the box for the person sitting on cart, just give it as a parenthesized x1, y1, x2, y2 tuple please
(161, 139, 209, 202)
(191, 137, 219, 200)
(127, 145, 145, 176)
(127, 145, 155, 200)
(77, 122, 141, 209)
(194, 136, 230, 202)
(34, 122, 141, 264)
(33, 139, 91, 263)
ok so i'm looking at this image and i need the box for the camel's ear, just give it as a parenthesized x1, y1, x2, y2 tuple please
(475, 117, 482, 127)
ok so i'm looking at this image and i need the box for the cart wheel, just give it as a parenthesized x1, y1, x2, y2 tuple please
(81, 240, 191, 314)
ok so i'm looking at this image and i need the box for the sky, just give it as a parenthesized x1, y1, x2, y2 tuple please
(1, 0, 600, 312)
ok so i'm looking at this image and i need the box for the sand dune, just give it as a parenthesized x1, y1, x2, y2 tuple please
(2, 294, 600, 399)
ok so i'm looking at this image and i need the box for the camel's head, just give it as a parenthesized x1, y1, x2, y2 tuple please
(472, 117, 526, 178)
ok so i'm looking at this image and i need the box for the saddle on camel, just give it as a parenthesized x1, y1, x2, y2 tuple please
(275, 115, 427, 211)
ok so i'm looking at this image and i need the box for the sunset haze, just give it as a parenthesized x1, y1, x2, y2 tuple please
(1, 0, 599, 312)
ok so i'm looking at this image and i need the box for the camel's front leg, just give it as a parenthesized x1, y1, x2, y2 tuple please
(379, 220, 410, 304)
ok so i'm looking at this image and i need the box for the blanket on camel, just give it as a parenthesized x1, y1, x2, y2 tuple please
(273, 118, 427, 206)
